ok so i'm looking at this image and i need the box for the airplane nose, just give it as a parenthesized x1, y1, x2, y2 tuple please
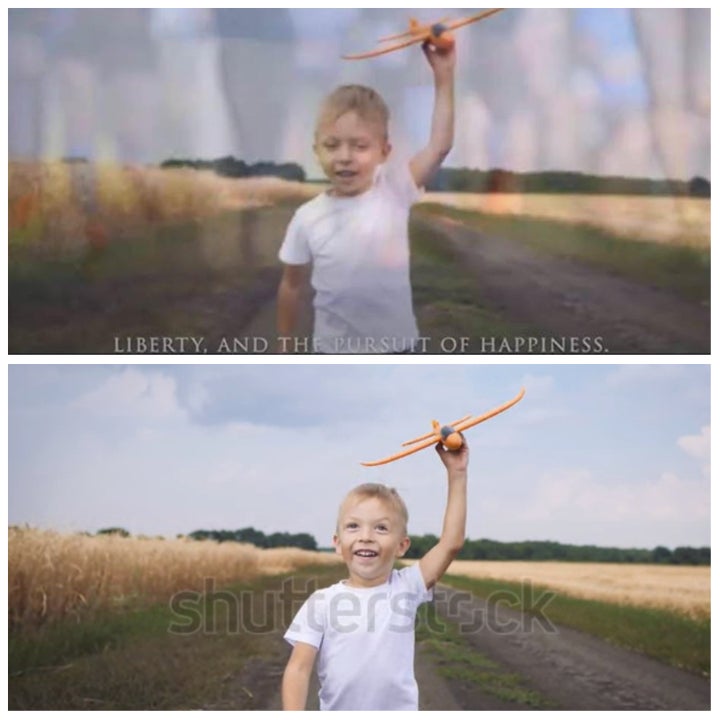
(441, 427, 464, 451)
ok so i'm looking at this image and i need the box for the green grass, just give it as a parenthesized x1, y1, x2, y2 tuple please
(409, 216, 542, 351)
(9, 565, 345, 710)
(419, 204, 711, 304)
(442, 574, 710, 677)
(416, 603, 552, 708)
(8, 207, 293, 354)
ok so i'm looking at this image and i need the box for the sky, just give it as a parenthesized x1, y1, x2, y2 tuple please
(8, 364, 710, 551)
(8, 8, 710, 180)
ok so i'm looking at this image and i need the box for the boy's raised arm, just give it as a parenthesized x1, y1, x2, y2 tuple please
(410, 43, 456, 189)
(418, 441, 468, 589)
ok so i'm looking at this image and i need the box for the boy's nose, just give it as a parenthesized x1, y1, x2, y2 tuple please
(337, 145, 352, 161)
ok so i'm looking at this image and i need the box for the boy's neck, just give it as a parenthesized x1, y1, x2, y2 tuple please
(344, 572, 392, 589)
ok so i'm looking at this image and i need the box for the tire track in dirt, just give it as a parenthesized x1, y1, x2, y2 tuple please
(432, 585, 710, 711)
(417, 215, 710, 355)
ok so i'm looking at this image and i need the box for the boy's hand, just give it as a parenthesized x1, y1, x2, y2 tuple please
(435, 436, 469, 473)
(422, 41, 456, 82)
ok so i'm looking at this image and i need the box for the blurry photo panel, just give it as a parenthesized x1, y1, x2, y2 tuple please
(9, 9, 710, 355)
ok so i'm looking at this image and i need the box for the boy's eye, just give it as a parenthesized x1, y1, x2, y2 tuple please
(376, 525, 388, 532)
(346, 522, 358, 530)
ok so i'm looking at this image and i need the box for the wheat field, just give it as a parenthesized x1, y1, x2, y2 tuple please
(8, 527, 342, 631)
(445, 560, 710, 619)
(423, 192, 710, 248)
(9, 161, 317, 257)
(11, 162, 708, 259)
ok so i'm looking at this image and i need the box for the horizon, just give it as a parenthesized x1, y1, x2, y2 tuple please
(11, 523, 709, 556)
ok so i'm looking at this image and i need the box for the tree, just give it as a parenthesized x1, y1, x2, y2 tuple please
(97, 527, 130, 537)
(689, 177, 711, 198)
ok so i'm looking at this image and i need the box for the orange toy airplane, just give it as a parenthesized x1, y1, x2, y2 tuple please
(342, 8, 505, 61)
(362, 388, 525, 467)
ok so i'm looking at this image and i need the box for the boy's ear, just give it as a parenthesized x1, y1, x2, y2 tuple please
(332, 534, 341, 555)
(383, 141, 393, 160)
(396, 536, 411, 558)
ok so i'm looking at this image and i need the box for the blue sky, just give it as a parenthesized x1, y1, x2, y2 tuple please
(8, 8, 710, 179)
(9, 364, 710, 550)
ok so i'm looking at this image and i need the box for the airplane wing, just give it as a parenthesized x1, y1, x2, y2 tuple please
(454, 388, 526, 434)
(342, 34, 428, 61)
(362, 389, 525, 467)
(401, 415, 472, 447)
(378, 17, 450, 43)
(361, 436, 441, 467)
(445, 8, 505, 33)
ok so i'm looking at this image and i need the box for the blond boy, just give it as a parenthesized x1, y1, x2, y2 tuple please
(282, 440, 468, 711)
(277, 44, 455, 354)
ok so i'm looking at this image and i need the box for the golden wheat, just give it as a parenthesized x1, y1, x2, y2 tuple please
(8, 527, 341, 630)
(11, 162, 707, 260)
(443, 560, 710, 619)
(423, 192, 710, 248)
(8, 162, 317, 257)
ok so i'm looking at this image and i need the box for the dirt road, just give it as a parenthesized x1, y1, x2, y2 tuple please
(9, 205, 710, 354)
(417, 215, 710, 355)
(227, 209, 711, 356)
(428, 585, 710, 711)
(258, 583, 709, 711)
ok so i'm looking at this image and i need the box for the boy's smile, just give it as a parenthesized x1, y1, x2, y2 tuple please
(334, 496, 410, 587)
(315, 111, 391, 198)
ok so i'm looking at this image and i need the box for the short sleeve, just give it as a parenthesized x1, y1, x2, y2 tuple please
(284, 592, 326, 649)
(278, 210, 312, 266)
(380, 161, 423, 208)
(396, 563, 433, 606)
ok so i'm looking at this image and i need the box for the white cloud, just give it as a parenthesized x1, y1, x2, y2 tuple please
(677, 426, 710, 478)
(71, 368, 186, 421)
(514, 467, 709, 547)
(677, 426, 710, 462)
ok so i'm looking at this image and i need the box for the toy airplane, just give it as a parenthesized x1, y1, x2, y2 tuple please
(342, 8, 505, 61)
(362, 388, 525, 467)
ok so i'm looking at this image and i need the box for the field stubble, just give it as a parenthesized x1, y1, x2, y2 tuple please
(423, 192, 710, 248)
(445, 560, 709, 619)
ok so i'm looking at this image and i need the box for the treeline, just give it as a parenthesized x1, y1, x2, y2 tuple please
(404, 535, 710, 566)
(426, 167, 711, 198)
(188, 527, 317, 551)
(161, 156, 306, 182)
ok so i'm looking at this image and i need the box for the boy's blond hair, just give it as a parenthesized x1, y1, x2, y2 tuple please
(337, 483, 409, 535)
(316, 85, 390, 139)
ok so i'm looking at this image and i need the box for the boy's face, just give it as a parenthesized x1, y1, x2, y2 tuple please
(314, 111, 391, 198)
(333, 496, 410, 588)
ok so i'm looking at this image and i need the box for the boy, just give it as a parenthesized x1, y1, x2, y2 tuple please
(277, 43, 455, 354)
(282, 439, 468, 711)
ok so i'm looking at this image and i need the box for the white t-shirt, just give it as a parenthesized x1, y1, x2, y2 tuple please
(284, 564, 433, 711)
(278, 162, 422, 354)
